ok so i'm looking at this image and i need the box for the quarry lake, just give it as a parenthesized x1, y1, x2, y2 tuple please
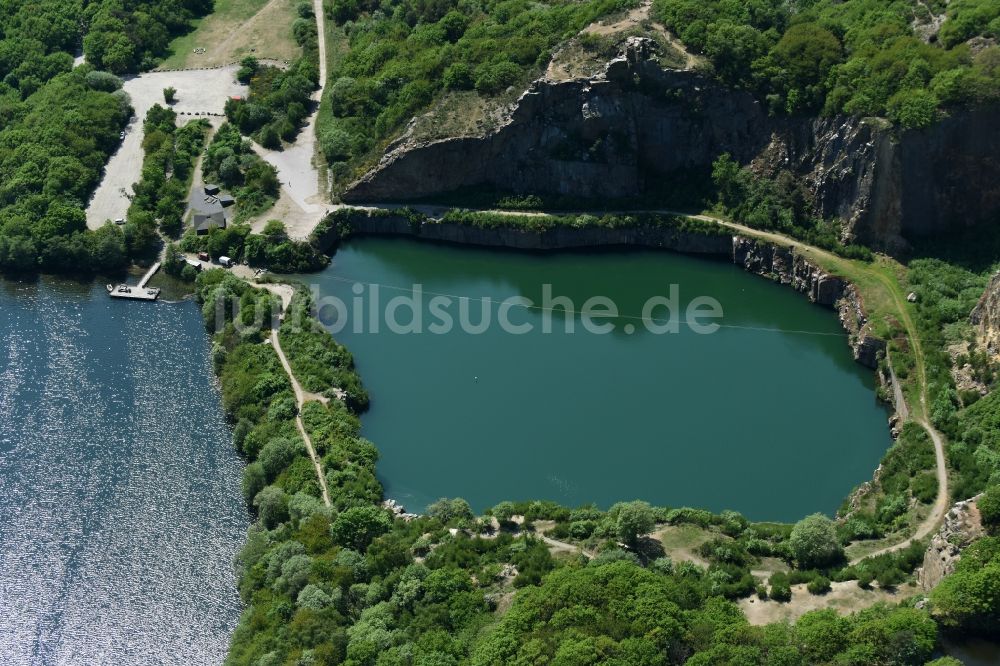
(304, 237, 893, 522)
(0, 278, 246, 665)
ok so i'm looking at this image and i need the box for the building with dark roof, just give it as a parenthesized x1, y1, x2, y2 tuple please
(189, 184, 232, 235)
(193, 210, 227, 235)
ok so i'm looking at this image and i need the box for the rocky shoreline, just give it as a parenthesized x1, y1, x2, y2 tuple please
(731, 237, 886, 370)
(318, 208, 888, 370)
(314, 209, 734, 253)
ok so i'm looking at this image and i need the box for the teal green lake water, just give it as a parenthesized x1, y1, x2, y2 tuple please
(303, 237, 892, 522)
(0, 277, 247, 665)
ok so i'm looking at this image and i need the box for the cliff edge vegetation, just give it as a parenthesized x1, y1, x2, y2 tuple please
(320, 0, 1000, 191)
(317, 0, 639, 185)
(653, 0, 1000, 124)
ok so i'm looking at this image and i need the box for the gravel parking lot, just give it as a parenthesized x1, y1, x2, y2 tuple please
(86, 66, 248, 229)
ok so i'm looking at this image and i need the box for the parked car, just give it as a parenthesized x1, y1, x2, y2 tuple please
(197, 252, 210, 262)
(120, 131, 125, 139)
(218, 256, 234, 268)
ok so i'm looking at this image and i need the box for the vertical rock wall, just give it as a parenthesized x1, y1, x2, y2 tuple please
(343, 39, 1000, 251)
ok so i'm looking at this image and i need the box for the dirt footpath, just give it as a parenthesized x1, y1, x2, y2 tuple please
(247, 0, 331, 240)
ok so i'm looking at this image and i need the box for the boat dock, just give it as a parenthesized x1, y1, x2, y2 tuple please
(108, 262, 161, 301)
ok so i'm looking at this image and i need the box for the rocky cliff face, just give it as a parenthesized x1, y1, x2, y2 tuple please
(318, 211, 886, 370)
(916, 495, 984, 591)
(732, 237, 885, 368)
(343, 38, 1000, 251)
(759, 106, 1000, 250)
(732, 237, 845, 305)
(971, 271, 1000, 354)
(345, 39, 767, 202)
(317, 208, 733, 254)
(751, 116, 904, 250)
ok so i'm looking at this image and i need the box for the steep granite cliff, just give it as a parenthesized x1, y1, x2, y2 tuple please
(731, 237, 885, 368)
(345, 39, 767, 202)
(343, 39, 1000, 251)
(314, 211, 886, 369)
(971, 270, 1000, 354)
(916, 495, 984, 591)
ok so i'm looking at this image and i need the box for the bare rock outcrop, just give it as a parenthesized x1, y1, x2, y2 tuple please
(318, 211, 887, 380)
(837, 284, 886, 369)
(731, 237, 884, 368)
(752, 117, 905, 251)
(315, 207, 733, 254)
(971, 271, 1000, 355)
(732, 237, 845, 305)
(345, 39, 766, 203)
(916, 495, 984, 591)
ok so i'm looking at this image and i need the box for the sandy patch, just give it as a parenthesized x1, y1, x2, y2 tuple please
(545, 0, 701, 82)
(160, 0, 300, 70)
(739, 580, 915, 625)
(649, 524, 713, 567)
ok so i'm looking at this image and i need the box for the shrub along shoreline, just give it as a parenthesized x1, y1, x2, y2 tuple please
(180, 202, 954, 583)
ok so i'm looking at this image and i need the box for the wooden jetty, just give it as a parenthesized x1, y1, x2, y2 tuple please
(107, 262, 161, 301)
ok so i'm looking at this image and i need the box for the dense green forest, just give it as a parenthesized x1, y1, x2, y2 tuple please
(203, 122, 282, 221)
(4, 0, 1000, 662)
(653, 0, 1000, 126)
(127, 105, 210, 256)
(317, 0, 1000, 196)
(225, 5, 320, 149)
(0, 0, 211, 88)
(0, 66, 130, 272)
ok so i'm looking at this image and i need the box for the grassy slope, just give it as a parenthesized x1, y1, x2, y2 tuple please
(160, 0, 300, 69)
(681, 212, 950, 563)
